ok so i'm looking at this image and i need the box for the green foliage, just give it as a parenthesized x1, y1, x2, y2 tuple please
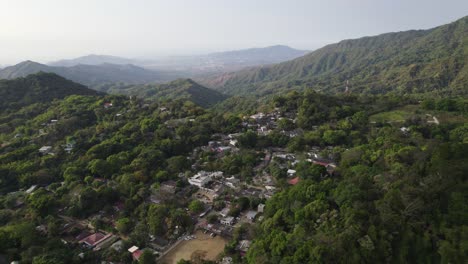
(0, 72, 99, 112)
(213, 16, 468, 97)
(188, 200, 205, 213)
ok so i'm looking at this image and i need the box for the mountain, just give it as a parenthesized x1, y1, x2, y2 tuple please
(49, 54, 136, 67)
(145, 45, 309, 74)
(0, 61, 169, 87)
(106, 79, 227, 108)
(0, 72, 99, 111)
(205, 16, 468, 96)
(206, 45, 309, 64)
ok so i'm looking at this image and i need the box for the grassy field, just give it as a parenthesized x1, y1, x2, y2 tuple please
(159, 230, 227, 264)
(370, 104, 467, 124)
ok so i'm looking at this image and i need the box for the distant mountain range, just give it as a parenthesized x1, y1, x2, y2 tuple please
(47, 45, 309, 76)
(203, 16, 468, 96)
(0, 72, 99, 111)
(0, 45, 309, 89)
(49, 54, 135, 67)
(0, 61, 171, 87)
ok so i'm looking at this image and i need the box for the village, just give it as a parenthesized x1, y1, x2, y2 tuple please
(5, 102, 339, 264)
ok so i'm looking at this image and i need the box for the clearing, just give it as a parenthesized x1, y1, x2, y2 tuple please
(159, 230, 227, 264)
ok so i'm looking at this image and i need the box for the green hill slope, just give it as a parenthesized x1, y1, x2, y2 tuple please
(102, 79, 228, 108)
(207, 16, 468, 96)
(0, 72, 100, 111)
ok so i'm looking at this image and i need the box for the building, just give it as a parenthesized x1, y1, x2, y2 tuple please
(188, 173, 212, 187)
(258, 204, 265, 213)
(246, 210, 258, 221)
(288, 177, 300, 185)
(220, 216, 235, 226)
(219, 207, 230, 218)
(237, 240, 252, 254)
(225, 176, 240, 190)
(39, 146, 53, 154)
(80, 232, 112, 248)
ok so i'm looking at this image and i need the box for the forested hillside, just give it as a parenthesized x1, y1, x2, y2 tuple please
(96, 79, 227, 108)
(0, 72, 99, 112)
(0, 72, 466, 262)
(206, 16, 468, 97)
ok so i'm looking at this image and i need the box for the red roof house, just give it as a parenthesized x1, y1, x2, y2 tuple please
(132, 250, 143, 261)
(80, 232, 112, 247)
(288, 177, 300, 185)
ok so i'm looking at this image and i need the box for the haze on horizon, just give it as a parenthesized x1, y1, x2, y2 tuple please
(1, 0, 467, 65)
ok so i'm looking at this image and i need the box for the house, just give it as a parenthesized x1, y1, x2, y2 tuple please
(219, 207, 230, 218)
(63, 143, 75, 154)
(246, 210, 258, 221)
(103, 102, 113, 108)
(128, 246, 139, 253)
(237, 240, 252, 254)
(188, 173, 212, 188)
(39, 146, 53, 154)
(229, 139, 238, 146)
(225, 176, 240, 190)
(216, 146, 232, 153)
(288, 177, 300, 185)
(221, 257, 233, 264)
(257, 204, 265, 213)
(287, 169, 296, 177)
(25, 185, 37, 194)
(132, 250, 143, 261)
(400, 127, 410, 134)
(80, 232, 112, 248)
(220, 216, 235, 226)
(250, 113, 265, 120)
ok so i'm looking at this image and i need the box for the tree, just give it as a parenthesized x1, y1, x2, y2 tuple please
(238, 131, 258, 148)
(147, 205, 167, 236)
(116, 218, 131, 234)
(139, 249, 156, 264)
(28, 189, 54, 216)
(188, 200, 205, 214)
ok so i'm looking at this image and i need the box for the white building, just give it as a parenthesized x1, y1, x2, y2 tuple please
(258, 203, 265, 213)
(220, 216, 235, 226)
(188, 173, 212, 188)
(39, 146, 52, 154)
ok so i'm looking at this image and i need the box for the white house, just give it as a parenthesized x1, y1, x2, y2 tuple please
(188, 173, 212, 188)
(220, 216, 235, 226)
(39, 146, 53, 154)
(258, 204, 265, 213)
(246, 210, 258, 221)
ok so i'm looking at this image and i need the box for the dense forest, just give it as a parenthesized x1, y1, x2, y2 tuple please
(0, 71, 466, 263)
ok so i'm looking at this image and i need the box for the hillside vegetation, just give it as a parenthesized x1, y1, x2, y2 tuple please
(97, 79, 227, 108)
(0, 72, 99, 112)
(206, 16, 468, 97)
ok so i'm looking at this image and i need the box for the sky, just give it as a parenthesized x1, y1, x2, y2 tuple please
(0, 0, 467, 64)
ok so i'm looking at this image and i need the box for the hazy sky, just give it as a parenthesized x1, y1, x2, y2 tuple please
(0, 0, 467, 64)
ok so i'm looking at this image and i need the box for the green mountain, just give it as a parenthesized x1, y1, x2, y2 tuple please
(101, 78, 228, 108)
(205, 16, 468, 96)
(0, 61, 171, 87)
(0, 72, 99, 111)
